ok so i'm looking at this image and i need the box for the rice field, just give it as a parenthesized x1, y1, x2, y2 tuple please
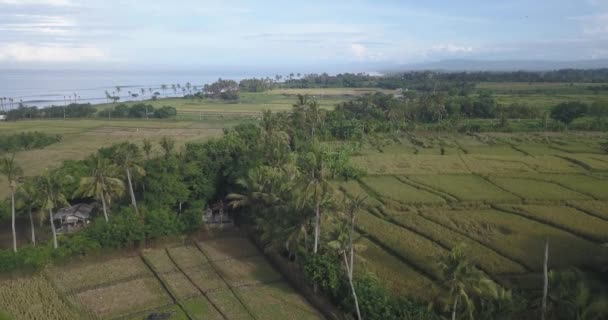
(406, 174, 519, 202)
(1, 237, 321, 320)
(361, 176, 446, 205)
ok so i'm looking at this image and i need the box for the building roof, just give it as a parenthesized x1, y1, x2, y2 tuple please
(53, 203, 94, 220)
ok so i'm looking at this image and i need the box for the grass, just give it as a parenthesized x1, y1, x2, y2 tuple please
(567, 200, 608, 220)
(386, 210, 526, 274)
(237, 282, 322, 320)
(47, 256, 150, 293)
(499, 204, 608, 243)
(0, 275, 80, 320)
(357, 210, 447, 279)
(167, 245, 209, 269)
(72, 276, 171, 319)
(419, 208, 603, 271)
(182, 296, 224, 320)
(214, 256, 282, 287)
(206, 289, 252, 319)
(361, 176, 446, 205)
(356, 236, 439, 300)
(488, 177, 590, 201)
(407, 174, 519, 202)
(196, 237, 261, 262)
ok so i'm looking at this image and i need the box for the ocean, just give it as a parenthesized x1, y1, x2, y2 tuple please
(0, 69, 258, 108)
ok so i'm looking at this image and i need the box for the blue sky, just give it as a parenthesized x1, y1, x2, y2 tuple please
(0, 0, 607, 71)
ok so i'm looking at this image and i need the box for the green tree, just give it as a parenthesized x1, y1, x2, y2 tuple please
(142, 138, 152, 160)
(438, 245, 503, 320)
(328, 195, 367, 320)
(299, 142, 333, 254)
(547, 268, 608, 320)
(159, 136, 175, 159)
(550, 102, 588, 125)
(16, 177, 40, 245)
(37, 170, 72, 249)
(0, 155, 23, 252)
(75, 154, 125, 222)
(112, 143, 145, 215)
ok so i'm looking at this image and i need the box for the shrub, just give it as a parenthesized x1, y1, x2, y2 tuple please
(550, 101, 588, 124)
(0, 132, 61, 152)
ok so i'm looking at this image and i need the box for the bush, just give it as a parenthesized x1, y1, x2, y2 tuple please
(302, 254, 343, 298)
(85, 208, 145, 248)
(0, 132, 61, 152)
(550, 101, 588, 124)
(145, 207, 182, 239)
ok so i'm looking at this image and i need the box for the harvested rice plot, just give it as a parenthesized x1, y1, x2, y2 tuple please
(143, 248, 178, 273)
(197, 237, 261, 262)
(387, 210, 526, 274)
(0, 275, 80, 320)
(48, 256, 150, 293)
(361, 176, 446, 205)
(215, 256, 282, 287)
(182, 296, 225, 320)
(420, 209, 603, 271)
(162, 271, 200, 300)
(207, 289, 252, 319)
(500, 204, 608, 243)
(167, 245, 209, 269)
(357, 210, 447, 279)
(407, 174, 519, 202)
(465, 145, 526, 156)
(182, 263, 227, 293)
(489, 177, 590, 201)
(356, 236, 439, 299)
(72, 276, 171, 319)
(238, 282, 322, 320)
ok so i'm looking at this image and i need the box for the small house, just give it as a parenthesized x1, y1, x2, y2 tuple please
(53, 203, 94, 233)
(202, 202, 233, 228)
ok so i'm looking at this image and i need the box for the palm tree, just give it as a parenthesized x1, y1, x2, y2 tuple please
(328, 195, 367, 320)
(1, 155, 23, 252)
(75, 154, 125, 222)
(300, 142, 333, 254)
(16, 178, 39, 245)
(159, 136, 175, 159)
(37, 171, 72, 249)
(161, 84, 167, 96)
(547, 268, 608, 320)
(143, 139, 152, 160)
(438, 245, 502, 320)
(112, 143, 145, 215)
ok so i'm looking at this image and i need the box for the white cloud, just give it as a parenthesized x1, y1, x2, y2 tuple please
(350, 43, 368, 60)
(430, 44, 474, 53)
(581, 13, 608, 35)
(0, 0, 71, 5)
(0, 43, 105, 62)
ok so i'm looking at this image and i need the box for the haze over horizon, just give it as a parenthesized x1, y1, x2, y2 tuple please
(0, 0, 607, 72)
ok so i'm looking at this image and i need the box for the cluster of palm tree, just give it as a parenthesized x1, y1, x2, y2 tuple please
(0, 97, 16, 111)
(0, 143, 145, 251)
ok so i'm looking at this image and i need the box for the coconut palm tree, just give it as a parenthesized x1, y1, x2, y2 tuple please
(300, 142, 333, 254)
(16, 177, 40, 245)
(75, 154, 125, 222)
(439, 245, 502, 320)
(112, 143, 145, 215)
(328, 195, 367, 320)
(142, 139, 152, 160)
(159, 136, 175, 159)
(37, 170, 72, 249)
(1, 155, 23, 252)
(161, 84, 167, 96)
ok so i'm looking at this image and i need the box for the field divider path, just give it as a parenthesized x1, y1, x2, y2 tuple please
(161, 248, 229, 320)
(191, 241, 259, 320)
(565, 202, 608, 223)
(490, 204, 601, 244)
(554, 155, 593, 171)
(354, 215, 441, 282)
(139, 253, 195, 320)
(394, 176, 459, 203)
(520, 176, 600, 201)
(41, 270, 94, 320)
(415, 211, 535, 272)
(374, 208, 529, 279)
(476, 175, 525, 202)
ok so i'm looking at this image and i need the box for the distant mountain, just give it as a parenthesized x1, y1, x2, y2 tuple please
(389, 59, 608, 72)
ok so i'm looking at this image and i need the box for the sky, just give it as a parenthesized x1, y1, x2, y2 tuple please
(0, 0, 607, 71)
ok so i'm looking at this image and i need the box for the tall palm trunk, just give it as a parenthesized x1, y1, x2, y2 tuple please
(49, 208, 58, 249)
(542, 239, 549, 320)
(452, 297, 459, 320)
(313, 201, 320, 254)
(344, 252, 362, 320)
(11, 189, 17, 252)
(100, 190, 109, 222)
(125, 168, 138, 214)
(28, 206, 35, 245)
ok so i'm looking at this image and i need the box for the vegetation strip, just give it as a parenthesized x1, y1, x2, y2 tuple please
(139, 253, 195, 320)
(162, 247, 229, 320)
(191, 241, 259, 320)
